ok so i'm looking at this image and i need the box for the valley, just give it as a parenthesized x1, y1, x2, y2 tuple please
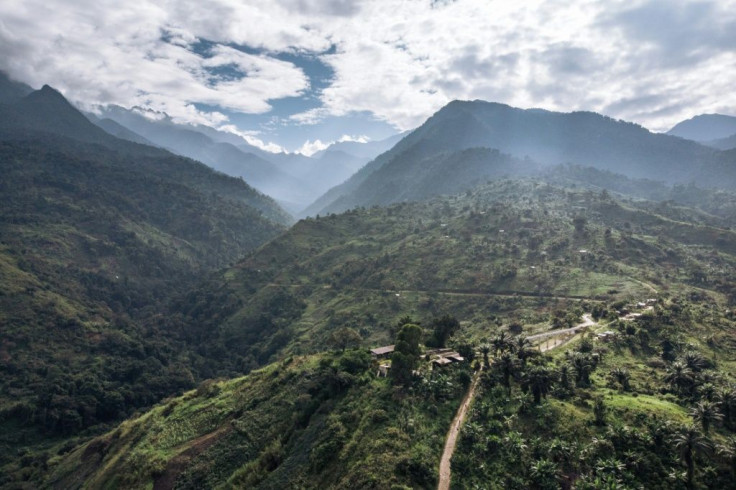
(2, 68, 736, 489)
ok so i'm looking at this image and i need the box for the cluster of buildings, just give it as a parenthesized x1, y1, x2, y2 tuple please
(369, 345, 466, 377)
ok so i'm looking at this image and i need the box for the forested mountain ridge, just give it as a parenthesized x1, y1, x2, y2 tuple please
(307, 100, 736, 216)
(0, 84, 291, 482)
(0, 83, 291, 224)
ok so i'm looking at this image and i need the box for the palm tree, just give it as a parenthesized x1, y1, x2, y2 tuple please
(525, 365, 555, 404)
(716, 436, 736, 479)
(671, 425, 712, 489)
(514, 336, 534, 366)
(665, 361, 694, 396)
(529, 458, 560, 490)
(479, 343, 491, 369)
(491, 331, 510, 356)
(503, 430, 528, 463)
(690, 400, 723, 434)
(681, 351, 707, 373)
(715, 387, 736, 429)
(609, 367, 631, 391)
(557, 364, 572, 393)
(593, 398, 607, 426)
(571, 352, 594, 387)
(498, 351, 515, 393)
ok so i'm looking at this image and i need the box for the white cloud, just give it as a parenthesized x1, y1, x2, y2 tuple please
(217, 124, 286, 153)
(0, 0, 310, 128)
(297, 134, 369, 156)
(1, 0, 735, 137)
(292, 0, 736, 132)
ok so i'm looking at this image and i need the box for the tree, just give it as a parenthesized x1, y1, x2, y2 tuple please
(479, 343, 491, 369)
(672, 425, 711, 489)
(690, 401, 722, 434)
(665, 361, 694, 396)
(514, 336, 534, 366)
(427, 314, 459, 348)
(525, 365, 555, 404)
(391, 323, 422, 386)
(716, 388, 736, 430)
(557, 364, 572, 394)
(609, 367, 631, 391)
(570, 352, 594, 387)
(681, 351, 707, 373)
(497, 351, 515, 394)
(716, 436, 736, 480)
(593, 398, 607, 426)
(328, 327, 362, 352)
(491, 331, 511, 356)
(529, 458, 560, 490)
(572, 215, 587, 234)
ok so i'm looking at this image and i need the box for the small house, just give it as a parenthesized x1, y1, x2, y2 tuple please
(370, 345, 395, 359)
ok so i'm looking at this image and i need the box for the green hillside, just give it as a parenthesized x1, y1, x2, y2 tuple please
(48, 349, 470, 489)
(172, 178, 736, 376)
(0, 131, 288, 481)
(4, 174, 732, 488)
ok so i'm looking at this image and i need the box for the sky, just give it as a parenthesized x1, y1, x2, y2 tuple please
(1, 0, 735, 153)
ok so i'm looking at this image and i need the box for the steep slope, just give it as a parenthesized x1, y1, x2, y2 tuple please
(48, 352, 469, 489)
(308, 100, 731, 215)
(93, 107, 307, 209)
(91, 117, 154, 146)
(668, 113, 736, 142)
(322, 147, 540, 212)
(0, 85, 291, 480)
(0, 86, 290, 224)
(0, 86, 123, 146)
(98, 106, 383, 212)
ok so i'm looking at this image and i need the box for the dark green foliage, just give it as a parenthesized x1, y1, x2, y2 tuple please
(0, 102, 287, 477)
(328, 327, 363, 352)
(425, 314, 459, 348)
(391, 323, 422, 386)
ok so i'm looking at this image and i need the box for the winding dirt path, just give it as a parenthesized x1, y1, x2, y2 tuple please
(438, 367, 482, 490)
(437, 314, 597, 490)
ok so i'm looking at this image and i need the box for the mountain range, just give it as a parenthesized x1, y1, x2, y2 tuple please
(91, 106, 402, 214)
(305, 100, 736, 216)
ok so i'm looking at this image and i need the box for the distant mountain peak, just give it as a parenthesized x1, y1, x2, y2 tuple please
(667, 113, 736, 142)
(25, 84, 74, 106)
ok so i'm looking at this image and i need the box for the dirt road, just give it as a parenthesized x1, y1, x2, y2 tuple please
(437, 368, 482, 490)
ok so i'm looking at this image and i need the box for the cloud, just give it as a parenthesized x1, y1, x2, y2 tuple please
(297, 134, 369, 156)
(218, 124, 286, 153)
(0, 0, 310, 128)
(1, 0, 735, 138)
(292, 0, 736, 132)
